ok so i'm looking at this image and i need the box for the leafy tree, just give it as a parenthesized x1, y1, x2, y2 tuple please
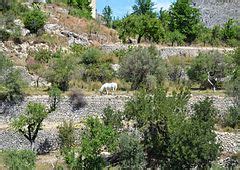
(198, 26, 212, 46)
(187, 52, 227, 89)
(81, 48, 101, 65)
(158, 8, 170, 30)
(102, 5, 113, 28)
(123, 87, 190, 168)
(24, 9, 47, 33)
(68, 0, 92, 19)
(118, 14, 164, 43)
(119, 47, 167, 90)
(225, 48, 240, 129)
(64, 117, 118, 169)
(210, 25, 222, 46)
(169, 98, 219, 169)
(167, 30, 186, 46)
(132, 0, 155, 16)
(169, 0, 201, 44)
(46, 55, 75, 91)
(222, 19, 238, 42)
(123, 87, 219, 168)
(11, 102, 49, 151)
(3, 150, 36, 170)
(48, 85, 61, 111)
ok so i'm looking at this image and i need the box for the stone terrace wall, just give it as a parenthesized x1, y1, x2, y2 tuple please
(101, 44, 234, 58)
(0, 95, 238, 154)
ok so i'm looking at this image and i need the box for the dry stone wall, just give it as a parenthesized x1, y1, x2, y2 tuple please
(0, 94, 238, 155)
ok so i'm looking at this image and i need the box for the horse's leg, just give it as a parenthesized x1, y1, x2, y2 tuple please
(106, 89, 108, 95)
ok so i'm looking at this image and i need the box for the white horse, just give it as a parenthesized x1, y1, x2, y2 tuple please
(99, 82, 117, 95)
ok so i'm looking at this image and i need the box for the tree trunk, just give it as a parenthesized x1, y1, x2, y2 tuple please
(137, 35, 143, 44)
(30, 141, 35, 151)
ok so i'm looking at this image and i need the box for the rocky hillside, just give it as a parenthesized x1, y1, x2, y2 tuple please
(192, 0, 240, 27)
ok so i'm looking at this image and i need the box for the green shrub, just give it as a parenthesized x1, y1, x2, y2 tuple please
(48, 85, 61, 111)
(0, 29, 10, 41)
(24, 9, 47, 33)
(3, 150, 36, 170)
(187, 51, 226, 89)
(223, 106, 240, 129)
(69, 7, 92, 19)
(81, 48, 101, 65)
(0, 53, 26, 104)
(58, 121, 75, 151)
(33, 49, 53, 63)
(119, 47, 167, 90)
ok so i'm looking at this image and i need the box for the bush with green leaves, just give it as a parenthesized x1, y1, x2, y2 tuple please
(119, 47, 167, 90)
(63, 117, 118, 169)
(123, 87, 219, 168)
(48, 85, 61, 111)
(58, 121, 75, 151)
(187, 51, 227, 89)
(81, 48, 101, 65)
(167, 30, 186, 46)
(115, 133, 146, 169)
(24, 9, 47, 33)
(0, 53, 25, 104)
(3, 150, 36, 170)
(46, 55, 76, 91)
(0, 29, 11, 41)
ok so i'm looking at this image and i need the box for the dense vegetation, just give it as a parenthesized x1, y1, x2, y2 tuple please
(113, 0, 240, 46)
(0, 0, 239, 169)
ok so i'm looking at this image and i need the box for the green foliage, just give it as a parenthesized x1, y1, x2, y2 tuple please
(123, 87, 219, 168)
(169, 0, 201, 44)
(81, 48, 101, 65)
(132, 0, 155, 15)
(169, 98, 219, 169)
(222, 19, 238, 42)
(102, 5, 112, 28)
(198, 26, 212, 46)
(11, 102, 49, 150)
(24, 9, 47, 33)
(102, 106, 122, 129)
(3, 150, 36, 170)
(187, 51, 226, 89)
(68, 0, 92, 19)
(48, 85, 61, 111)
(118, 14, 164, 43)
(167, 30, 186, 46)
(0, 53, 25, 104)
(46, 55, 76, 91)
(117, 133, 146, 168)
(58, 121, 75, 151)
(63, 117, 118, 169)
(119, 47, 167, 90)
(223, 106, 240, 129)
(0, 29, 10, 41)
(34, 49, 53, 63)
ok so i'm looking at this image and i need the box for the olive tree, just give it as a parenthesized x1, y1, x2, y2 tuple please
(119, 47, 167, 90)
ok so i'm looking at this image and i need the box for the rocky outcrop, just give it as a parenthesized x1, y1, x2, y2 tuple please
(44, 23, 90, 46)
(192, 0, 240, 27)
